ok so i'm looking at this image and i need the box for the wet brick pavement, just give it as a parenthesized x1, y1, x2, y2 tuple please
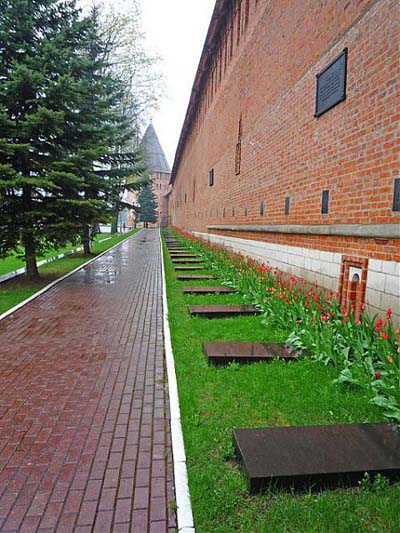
(0, 229, 176, 532)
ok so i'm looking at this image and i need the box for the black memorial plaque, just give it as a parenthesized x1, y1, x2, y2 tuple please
(182, 286, 236, 295)
(315, 49, 347, 118)
(203, 342, 297, 365)
(189, 304, 261, 319)
(233, 423, 400, 493)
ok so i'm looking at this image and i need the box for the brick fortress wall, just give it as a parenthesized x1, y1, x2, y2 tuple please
(169, 0, 399, 321)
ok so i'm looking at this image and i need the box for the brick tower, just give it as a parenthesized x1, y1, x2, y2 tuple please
(140, 123, 171, 227)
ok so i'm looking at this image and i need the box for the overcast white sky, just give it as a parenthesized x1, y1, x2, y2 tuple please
(79, 0, 216, 168)
(141, 1, 215, 168)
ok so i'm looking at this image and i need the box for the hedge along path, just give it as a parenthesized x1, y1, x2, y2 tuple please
(0, 229, 176, 532)
(162, 230, 400, 533)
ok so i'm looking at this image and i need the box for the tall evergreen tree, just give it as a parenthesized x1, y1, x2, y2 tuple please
(0, 0, 89, 278)
(137, 183, 158, 228)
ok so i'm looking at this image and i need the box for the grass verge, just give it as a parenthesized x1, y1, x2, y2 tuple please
(0, 230, 139, 315)
(162, 232, 400, 533)
(0, 233, 112, 277)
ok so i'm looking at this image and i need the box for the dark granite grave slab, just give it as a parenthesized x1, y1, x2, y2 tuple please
(203, 342, 296, 365)
(170, 255, 199, 260)
(189, 305, 261, 318)
(175, 266, 206, 271)
(169, 253, 198, 257)
(177, 275, 216, 280)
(182, 286, 236, 295)
(172, 259, 204, 264)
(233, 423, 400, 493)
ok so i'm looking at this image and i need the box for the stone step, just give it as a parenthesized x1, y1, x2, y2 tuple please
(233, 423, 400, 493)
(203, 341, 296, 365)
(188, 304, 261, 318)
(182, 286, 236, 295)
(177, 275, 216, 280)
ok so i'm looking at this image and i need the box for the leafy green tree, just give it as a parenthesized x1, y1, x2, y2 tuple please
(0, 0, 90, 278)
(73, 6, 149, 243)
(100, 151, 148, 234)
(137, 183, 158, 227)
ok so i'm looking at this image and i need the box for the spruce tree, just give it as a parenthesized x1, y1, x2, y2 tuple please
(0, 0, 89, 278)
(137, 183, 158, 227)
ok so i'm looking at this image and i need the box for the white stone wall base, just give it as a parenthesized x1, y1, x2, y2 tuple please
(192, 231, 400, 324)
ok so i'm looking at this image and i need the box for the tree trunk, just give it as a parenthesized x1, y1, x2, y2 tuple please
(111, 211, 119, 234)
(82, 225, 91, 255)
(22, 234, 39, 280)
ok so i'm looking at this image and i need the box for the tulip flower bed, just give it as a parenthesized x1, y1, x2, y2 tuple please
(162, 231, 400, 532)
(176, 230, 400, 423)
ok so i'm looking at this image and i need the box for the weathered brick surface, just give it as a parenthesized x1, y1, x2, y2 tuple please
(170, 0, 399, 260)
(0, 229, 176, 532)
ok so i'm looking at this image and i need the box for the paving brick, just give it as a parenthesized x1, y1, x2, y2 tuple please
(0, 230, 175, 531)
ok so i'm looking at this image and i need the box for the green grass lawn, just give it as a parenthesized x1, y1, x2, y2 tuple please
(0, 230, 139, 315)
(162, 232, 400, 533)
(0, 233, 111, 277)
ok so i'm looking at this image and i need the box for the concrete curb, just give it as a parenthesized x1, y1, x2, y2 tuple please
(0, 231, 141, 322)
(159, 229, 195, 532)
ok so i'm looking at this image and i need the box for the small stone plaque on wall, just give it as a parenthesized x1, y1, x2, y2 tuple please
(315, 49, 347, 117)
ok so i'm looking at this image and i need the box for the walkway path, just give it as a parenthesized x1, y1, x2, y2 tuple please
(0, 229, 176, 532)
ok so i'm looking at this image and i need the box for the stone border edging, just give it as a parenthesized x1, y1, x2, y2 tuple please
(0, 231, 140, 322)
(207, 223, 400, 239)
(159, 229, 195, 533)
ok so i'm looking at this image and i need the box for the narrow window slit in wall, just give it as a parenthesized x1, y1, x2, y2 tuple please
(260, 200, 264, 216)
(235, 115, 242, 175)
(285, 196, 290, 215)
(244, 204, 248, 216)
(321, 190, 329, 214)
(209, 168, 214, 187)
(393, 178, 400, 211)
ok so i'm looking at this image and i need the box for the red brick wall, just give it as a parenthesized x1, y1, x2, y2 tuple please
(170, 0, 399, 260)
(152, 171, 170, 226)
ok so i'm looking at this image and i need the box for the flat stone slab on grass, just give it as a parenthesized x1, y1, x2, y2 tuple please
(233, 423, 400, 493)
(182, 286, 236, 294)
(189, 304, 261, 318)
(169, 253, 198, 257)
(203, 341, 296, 364)
(177, 274, 216, 280)
(175, 266, 207, 271)
(172, 259, 204, 264)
